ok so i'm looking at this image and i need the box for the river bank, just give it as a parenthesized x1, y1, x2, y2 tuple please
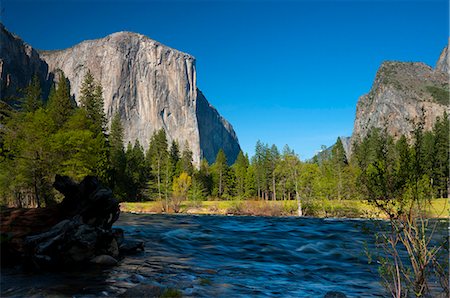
(120, 198, 448, 219)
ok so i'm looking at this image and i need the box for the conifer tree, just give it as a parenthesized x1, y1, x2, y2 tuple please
(79, 70, 106, 134)
(109, 113, 126, 198)
(125, 140, 147, 200)
(147, 129, 169, 200)
(232, 151, 248, 198)
(331, 137, 348, 200)
(180, 142, 194, 176)
(212, 149, 228, 198)
(48, 71, 74, 127)
(22, 74, 42, 112)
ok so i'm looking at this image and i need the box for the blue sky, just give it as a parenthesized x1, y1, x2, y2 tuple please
(2, 0, 448, 160)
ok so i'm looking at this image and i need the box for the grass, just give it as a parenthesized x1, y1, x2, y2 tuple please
(120, 198, 448, 219)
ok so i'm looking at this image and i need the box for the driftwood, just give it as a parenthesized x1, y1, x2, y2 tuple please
(0, 175, 143, 269)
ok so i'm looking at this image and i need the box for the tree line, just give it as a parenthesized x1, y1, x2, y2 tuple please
(0, 71, 448, 212)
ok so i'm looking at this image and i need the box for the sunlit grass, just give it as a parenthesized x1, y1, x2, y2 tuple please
(120, 198, 449, 218)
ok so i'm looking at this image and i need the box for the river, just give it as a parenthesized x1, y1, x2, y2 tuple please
(1, 214, 448, 297)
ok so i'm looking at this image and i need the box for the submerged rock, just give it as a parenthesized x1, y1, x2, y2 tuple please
(119, 284, 163, 298)
(119, 239, 145, 254)
(324, 291, 347, 298)
(90, 255, 118, 266)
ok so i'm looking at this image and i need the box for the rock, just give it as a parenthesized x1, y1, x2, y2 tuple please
(1, 25, 241, 165)
(39, 31, 241, 165)
(90, 255, 118, 266)
(350, 56, 449, 155)
(0, 24, 50, 100)
(436, 42, 449, 74)
(324, 291, 347, 298)
(119, 239, 145, 254)
(119, 284, 163, 298)
(1, 175, 123, 269)
(112, 228, 124, 246)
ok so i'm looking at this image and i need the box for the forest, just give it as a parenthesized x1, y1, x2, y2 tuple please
(0, 72, 448, 215)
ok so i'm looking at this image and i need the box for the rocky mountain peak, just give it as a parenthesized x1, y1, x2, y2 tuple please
(436, 42, 449, 74)
(350, 45, 449, 153)
(0, 25, 241, 165)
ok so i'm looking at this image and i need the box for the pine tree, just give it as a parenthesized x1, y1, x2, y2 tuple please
(232, 151, 248, 198)
(197, 158, 213, 196)
(212, 149, 228, 198)
(125, 140, 148, 200)
(253, 140, 267, 199)
(109, 113, 126, 199)
(22, 74, 42, 112)
(48, 71, 74, 127)
(147, 129, 169, 200)
(79, 70, 106, 134)
(180, 142, 194, 176)
(431, 113, 449, 197)
(331, 137, 348, 200)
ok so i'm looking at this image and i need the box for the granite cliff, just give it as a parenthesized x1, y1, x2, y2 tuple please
(0, 24, 49, 100)
(350, 45, 449, 150)
(0, 25, 240, 165)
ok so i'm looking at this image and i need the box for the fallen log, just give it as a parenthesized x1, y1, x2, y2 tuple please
(0, 175, 138, 269)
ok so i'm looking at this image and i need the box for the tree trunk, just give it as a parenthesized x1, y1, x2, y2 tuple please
(272, 175, 276, 201)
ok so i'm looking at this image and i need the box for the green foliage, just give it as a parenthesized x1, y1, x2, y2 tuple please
(179, 142, 194, 176)
(146, 129, 169, 200)
(211, 149, 228, 198)
(126, 140, 148, 200)
(47, 71, 74, 127)
(188, 176, 207, 206)
(232, 151, 249, 198)
(21, 74, 43, 112)
(79, 70, 107, 134)
(426, 85, 450, 105)
(109, 113, 127, 199)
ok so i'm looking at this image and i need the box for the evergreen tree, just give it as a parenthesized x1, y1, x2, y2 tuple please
(125, 140, 148, 200)
(197, 158, 213, 196)
(431, 113, 449, 197)
(232, 151, 249, 198)
(147, 129, 169, 200)
(22, 74, 42, 112)
(109, 113, 127, 199)
(253, 140, 266, 199)
(244, 163, 257, 198)
(212, 149, 228, 198)
(48, 71, 74, 127)
(14, 109, 56, 207)
(180, 142, 194, 176)
(268, 144, 280, 200)
(79, 70, 106, 134)
(331, 137, 348, 200)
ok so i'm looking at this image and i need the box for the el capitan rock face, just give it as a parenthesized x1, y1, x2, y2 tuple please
(0, 24, 49, 100)
(350, 46, 449, 149)
(0, 26, 241, 165)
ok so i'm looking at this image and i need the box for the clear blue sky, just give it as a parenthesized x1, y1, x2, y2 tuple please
(2, 0, 448, 160)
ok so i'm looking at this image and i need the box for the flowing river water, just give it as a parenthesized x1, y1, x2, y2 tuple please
(1, 214, 448, 297)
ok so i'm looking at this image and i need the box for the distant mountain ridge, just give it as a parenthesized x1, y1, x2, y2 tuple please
(351, 56, 449, 147)
(0, 25, 241, 165)
(318, 43, 449, 159)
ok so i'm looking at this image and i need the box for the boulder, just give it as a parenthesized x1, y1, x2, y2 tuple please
(0, 175, 139, 269)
